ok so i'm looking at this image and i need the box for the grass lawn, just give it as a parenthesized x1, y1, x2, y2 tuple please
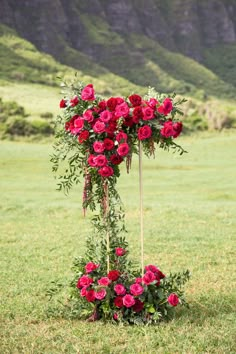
(0, 132, 235, 353)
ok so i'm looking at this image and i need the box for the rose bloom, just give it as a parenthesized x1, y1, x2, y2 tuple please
(115, 102, 129, 118)
(81, 84, 95, 101)
(148, 98, 159, 108)
(106, 122, 117, 137)
(88, 154, 97, 167)
(142, 271, 156, 285)
(114, 284, 126, 295)
(116, 97, 124, 105)
(85, 289, 96, 302)
(167, 293, 179, 307)
(115, 247, 126, 256)
(94, 154, 107, 167)
(110, 154, 123, 165)
(123, 294, 135, 308)
(74, 117, 84, 132)
(83, 109, 94, 123)
(133, 299, 144, 313)
(98, 166, 114, 177)
(60, 99, 67, 108)
(113, 313, 118, 320)
(135, 277, 142, 284)
(117, 143, 129, 157)
(114, 296, 123, 308)
(108, 270, 120, 281)
(138, 125, 152, 140)
(78, 130, 89, 144)
(172, 122, 183, 138)
(130, 283, 144, 296)
(77, 275, 93, 289)
(123, 115, 134, 127)
(80, 287, 87, 297)
(142, 106, 155, 120)
(97, 277, 111, 286)
(98, 100, 107, 112)
(160, 120, 174, 138)
(100, 110, 113, 123)
(132, 106, 143, 123)
(107, 97, 118, 111)
(95, 288, 107, 300)
(93, 120, 106, 134)
(116, 131, 127, 143)
(145, 264, 158, 273)
(129, 94, 142, 107)
(155, 269, 165, 280)
(93, 141, 105, 153)
(103, 138, 114, 151)
(158, 98, 173, 115)
(85, 262, 99, 273)
(70, 96, 79, 107)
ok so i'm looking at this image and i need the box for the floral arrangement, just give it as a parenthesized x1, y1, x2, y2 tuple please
(51, 78, 189, 324)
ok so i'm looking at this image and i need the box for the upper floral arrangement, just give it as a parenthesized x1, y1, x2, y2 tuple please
(52, 81, 187, 210)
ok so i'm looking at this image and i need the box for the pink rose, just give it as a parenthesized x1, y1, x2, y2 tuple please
(100, 110, 113, 123)
(94, 154, 107, 167)
(158, 98, 173, 116)
(117, 143, 129, 157)
(93, 141, 105, 153)
(81, 84, 95, 101)
(115, 247, 126, 256)
(160, 120, 174, 138)
(114, 284, 126, 295)
(77, 275, 93, 289)
(135, 277, 142, 284)
(123, 294, 135, 308)
(93, 120, 106, 134)
(167, 293, 179, 306)
(60, 99, 67, 108)
(113, 313, 118, 320)
(88, 154, 97, 167)
(103, 138, 114, 151)
(85, 289, 96, 302)
(142, 271, 156, 285)
(148, 98, 159, 108)
(74, 117, 84, 133)
(115, 131, 128, 143)
(98, 166, 114, 177)
(95, 288, 107, 300)
(142, 106, 154, 120)
(98, 277, 111, 286)
(70, 96, 79, 107)
(130, 283, 144, 296)
(80, 287, 87, 297)
(83, 109, 94, 123)
(138, 125, 152, 140)
(115, 102, 129, 118)
(85, 262, 99, 273)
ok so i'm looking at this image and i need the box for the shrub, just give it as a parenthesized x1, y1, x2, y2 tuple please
(40, 112, 53, 119)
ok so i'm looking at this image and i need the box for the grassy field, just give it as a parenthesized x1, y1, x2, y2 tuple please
(0, 132, 235, 353)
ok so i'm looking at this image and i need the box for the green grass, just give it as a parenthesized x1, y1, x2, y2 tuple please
(0, 132, 236, 353)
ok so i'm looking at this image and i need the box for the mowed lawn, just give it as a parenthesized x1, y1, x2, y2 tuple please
(0, 132, 235, 353)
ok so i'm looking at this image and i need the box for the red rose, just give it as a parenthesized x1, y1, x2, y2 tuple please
(114, 284, 126, 295)
(130, 283, 144, 296)
(133, 299, 144, 313)
(108, 270, 120, 281)
(144, 264, 158, 273)
(93, 141, 105, 153)
(110, 154, 123, 165)
(94, 155, 107, 167)
(98, 166, 114, 177)
(116, 97, 124, 105)
(148, 98, 159, 108)
(103, 138, 114, 151)
(129, 94, 142, 107)
(142, 271, 156, 285)
(132, 106, 143, 123)
(123, 294, 135, 308)
(105, 122, 117, 136)
(97, 277, 111, 286)
(160, 120, 174, 138)
(78, 130, 89, 143)
(100, 110, 113, 123)
(138, 125, 152, 140)
(70, 96, 79, 107)
(123, 115, 134, 127)
(95, 288, 107, 300)
(85, 289, 96, 302)
(65, 122, 70, 131)
(93, 120, 106, 134)
(83, 109, 94, 123)
(98, 100, 107, 111)
(115, 102, 129, 118)
(77, 275, 93, 289)
(85, 262, 99, 273)
(158, 98, 173, 116)
(155, 269, 165, 280)
(167, 293, 179, 306)
(115, 131, 127, 143)
(142, 106, 155, 120)
(107, 97, 118, 111)
(113, 313, 118, 320)
(172, 122, 183, 138)
(81, 84, 95, 101)
(60, 99, 67, 108)
(88, 154, 96, 167)
(115, 247, 126, 256)
(117, 143, 129, 157)
(114, 296, 123, 308)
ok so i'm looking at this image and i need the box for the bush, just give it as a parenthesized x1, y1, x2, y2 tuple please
(5, 117, 53, 136)
(40, 112, 53, 119)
